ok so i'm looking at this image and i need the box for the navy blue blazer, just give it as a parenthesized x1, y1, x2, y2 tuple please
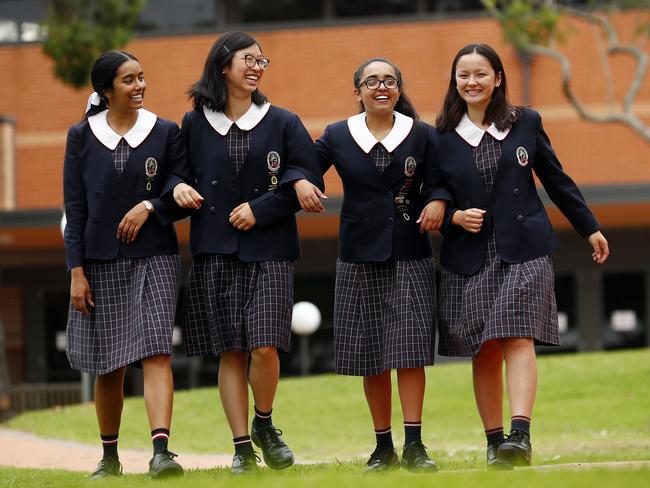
(63, 112, 188, 271)
(432, 108, 600, 276)
(317, 115, 448, 262)
(179, 104, 323, 261)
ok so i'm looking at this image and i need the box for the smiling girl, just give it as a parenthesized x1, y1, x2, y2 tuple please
(172, 31, 324, 474)
(311, 58, 447, 472)
(430, 44, 609, 468)
(63, 50, 189, 479)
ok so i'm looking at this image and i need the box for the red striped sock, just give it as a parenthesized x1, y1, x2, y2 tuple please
(151, 428, 170, 454)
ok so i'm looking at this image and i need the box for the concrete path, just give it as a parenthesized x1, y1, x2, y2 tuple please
(0, 428, 231, 473)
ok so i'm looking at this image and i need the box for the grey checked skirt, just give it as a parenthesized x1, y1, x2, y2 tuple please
(66, 255, 181, 375)
(334, 257, 436, 376)
(184, 254, 293, 355)
(438, 233, 560, 357)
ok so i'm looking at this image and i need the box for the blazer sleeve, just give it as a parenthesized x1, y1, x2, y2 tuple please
(63, 126, 87, 271)
(278, 113, 324, 191)
(422, 126, 453, 203)
(153, 122, 194, 225)
(532, 112, 600, 237)
(315, 125, 336, 179)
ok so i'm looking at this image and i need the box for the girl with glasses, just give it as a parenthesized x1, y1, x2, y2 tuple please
(307, 57, 447, 472)
(171, 31, 324, 475)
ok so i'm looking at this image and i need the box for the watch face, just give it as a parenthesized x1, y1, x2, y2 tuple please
(144, 200, 153, 211)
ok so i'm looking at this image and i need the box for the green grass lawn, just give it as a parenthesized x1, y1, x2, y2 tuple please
(1, 465, 649, 488)
(4, 349, 650, 474)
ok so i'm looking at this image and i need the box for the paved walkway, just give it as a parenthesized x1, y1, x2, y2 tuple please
(1, 428, 649, 474)
(0, 428, 232, 473)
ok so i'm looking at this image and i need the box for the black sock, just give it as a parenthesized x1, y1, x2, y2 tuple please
(485, 427, 505, 446)
(101, 433, 119, 459)
(404, 421, 422, 445)
(375, 427, 394, 451)
(151, 428, 170, 454)
(234, 435, 254, 455)
(511, 416, 531, 436)
(253, 406, 273, 428)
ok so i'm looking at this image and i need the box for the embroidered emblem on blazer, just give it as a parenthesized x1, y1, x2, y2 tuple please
(516, 147, 529, 167)
(267, 151, 281, 172)
(404, 156, 417, 177)
(145, 157, 158, 191)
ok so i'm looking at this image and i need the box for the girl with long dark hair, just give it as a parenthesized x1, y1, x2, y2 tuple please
(171, 31, 324, 475)
(431, 43, 609, 468)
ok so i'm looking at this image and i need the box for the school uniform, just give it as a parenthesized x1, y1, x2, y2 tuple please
(317, 112, 447, 376)
(432, 109, 601, 357)
(180, 102, 323, 355)
(63, 109, 188, 374)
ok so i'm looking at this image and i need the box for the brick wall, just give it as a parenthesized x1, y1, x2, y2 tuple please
(1, 12, 648, 209)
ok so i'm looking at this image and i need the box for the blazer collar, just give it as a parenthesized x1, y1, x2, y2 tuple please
(88, 109, 157, 150)
(455, 113, 510, 147)
(203, 102, 271, 136)
(347, 111, 414, 154)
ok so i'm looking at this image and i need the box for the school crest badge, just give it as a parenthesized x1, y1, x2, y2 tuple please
(516, 147, 529, 167)
(404, 156, 417, 177)
(145, 157, 158, 177)
(267, 151, 281, 172)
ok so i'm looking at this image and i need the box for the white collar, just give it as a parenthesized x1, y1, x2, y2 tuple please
(347, 111, 414, 154)
(203, 102, 271, 136)
(455, 113, 510, 147)
(88, 109, 157, 150)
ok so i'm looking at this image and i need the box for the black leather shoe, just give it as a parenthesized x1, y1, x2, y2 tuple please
(90, 456, 122, 480)
(487, 442, 513, 470)
(401, 442, 439, 472)
(148, 450, 184, 479)
(364, 446, 399, 472)
(251, 423, 294, 470)
(497, 430, 532, 466)
(231, 450, 260, 475)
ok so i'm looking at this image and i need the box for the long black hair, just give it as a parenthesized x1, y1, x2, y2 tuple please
(435, 43, 521, 132)
(188, 31, 268, 112)
(84, 50, 139, 120)
(353, 57, 418, 120)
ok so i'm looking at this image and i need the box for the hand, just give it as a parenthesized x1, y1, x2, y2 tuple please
(229, 202, 256, 231)
(173, 182, 204, 209)
(417, 199, 448, 233)
(293, 179, 327, 213)
(70, 267, 94, 315)
(588, 230, 609, 264)
(452, 208, 486, 233)
(117, 202, 150, 243)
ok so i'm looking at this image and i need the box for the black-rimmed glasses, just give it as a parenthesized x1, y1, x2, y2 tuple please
(358, 77, 400, 90)
(242, 54, 270, 70)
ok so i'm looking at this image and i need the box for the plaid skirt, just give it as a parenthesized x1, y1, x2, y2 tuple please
(334, 257, 436, 376)
(438, 234, 560, 357)
(184, 254, 293, 355)
(66, 255, 181, 375)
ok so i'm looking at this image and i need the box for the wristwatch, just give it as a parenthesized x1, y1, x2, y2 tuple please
(142, 200, 154, 213)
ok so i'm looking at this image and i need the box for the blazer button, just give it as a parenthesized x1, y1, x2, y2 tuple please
(387, 217, 394, 225)
(516, 214, 524, 222)
(209, 206, 216, 214)
(513, 188, 520, 196)
(211, 180, 218, 188)
(253, 188, 260, 194)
